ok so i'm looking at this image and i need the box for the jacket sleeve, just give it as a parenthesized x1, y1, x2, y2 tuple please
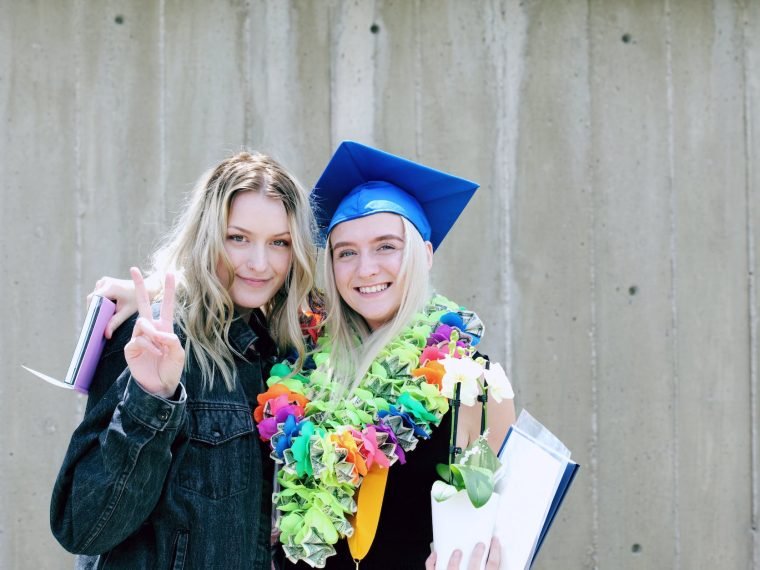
(50, 316, 187, 555)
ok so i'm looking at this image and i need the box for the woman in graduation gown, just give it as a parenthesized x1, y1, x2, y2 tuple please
(263, 142, 515, 569)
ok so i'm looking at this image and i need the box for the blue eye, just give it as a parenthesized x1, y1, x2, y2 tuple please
(273, 239, 291, 247)
(336, 249, 355, 258)
(228, 234, 246, 243)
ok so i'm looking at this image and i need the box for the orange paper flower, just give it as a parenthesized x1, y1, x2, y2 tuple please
(411, 360, 445, 390)
(254, 384, 309, 422)
(331, 431, 368, 482)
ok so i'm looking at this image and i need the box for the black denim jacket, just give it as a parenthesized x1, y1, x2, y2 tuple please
(51, 312, 274, 569)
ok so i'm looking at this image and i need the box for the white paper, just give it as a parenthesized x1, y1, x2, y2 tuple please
(494, 427, 568, 570)
(431, 489, 500, 570)
(508, 409, 571, 460)
(21, 365, 75, 390)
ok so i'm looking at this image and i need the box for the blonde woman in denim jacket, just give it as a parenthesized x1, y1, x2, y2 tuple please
(51, 152, 316, 569)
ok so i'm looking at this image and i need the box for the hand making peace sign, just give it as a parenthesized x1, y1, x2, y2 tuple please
(124, 267, 185, 398)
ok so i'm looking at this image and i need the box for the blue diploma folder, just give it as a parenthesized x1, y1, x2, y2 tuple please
(496, 411, 580, 569)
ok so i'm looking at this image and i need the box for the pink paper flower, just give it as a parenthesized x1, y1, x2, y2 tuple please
(420, 345, 447, 364)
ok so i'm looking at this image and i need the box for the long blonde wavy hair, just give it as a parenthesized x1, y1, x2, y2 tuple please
(151, 151, 316, 391)
(322, 216, 432, 402)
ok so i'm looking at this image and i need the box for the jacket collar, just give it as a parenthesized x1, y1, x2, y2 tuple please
(228, 313, 259, 355)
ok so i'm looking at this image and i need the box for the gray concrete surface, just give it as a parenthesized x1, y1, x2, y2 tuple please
(1, 1, 757, 568)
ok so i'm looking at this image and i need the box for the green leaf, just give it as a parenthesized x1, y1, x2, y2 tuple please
(436, 463, 452, 483)
(447, 464, 465, 490)
(451, 464, 494, 508)
(459, 438, 502, 474)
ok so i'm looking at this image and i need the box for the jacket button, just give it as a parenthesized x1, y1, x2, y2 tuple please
(212, 430, 222, 439)
(158, 409, 170, 421)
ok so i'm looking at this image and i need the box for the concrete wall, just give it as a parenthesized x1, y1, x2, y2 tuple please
(1, 1, 757, 568)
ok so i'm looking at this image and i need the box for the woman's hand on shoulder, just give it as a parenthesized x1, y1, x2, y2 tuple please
(124, 268, 184, 399)
(90, 271, 161, 338)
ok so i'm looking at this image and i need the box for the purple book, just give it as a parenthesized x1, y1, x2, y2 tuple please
(24, 295, 116, 394)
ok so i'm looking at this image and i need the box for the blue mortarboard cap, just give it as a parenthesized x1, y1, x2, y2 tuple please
(312, 141, 479, 251)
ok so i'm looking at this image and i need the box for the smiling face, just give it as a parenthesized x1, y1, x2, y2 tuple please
(330, 212, 431, 330)
(217, 191, 293, 311)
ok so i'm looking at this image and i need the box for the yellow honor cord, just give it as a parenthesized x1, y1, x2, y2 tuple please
(347, 465, 390, 564)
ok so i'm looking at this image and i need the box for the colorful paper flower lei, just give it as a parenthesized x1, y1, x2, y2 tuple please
(254, 295, 487, 568)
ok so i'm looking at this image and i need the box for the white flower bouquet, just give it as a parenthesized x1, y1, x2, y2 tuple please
(430, 356, 514, 570)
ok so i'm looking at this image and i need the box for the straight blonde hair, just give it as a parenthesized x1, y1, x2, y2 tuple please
(322, 216, 431, 401)
(151, 151, 316, 391)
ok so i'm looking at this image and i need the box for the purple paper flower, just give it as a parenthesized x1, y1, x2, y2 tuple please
(378, 406, 430, 439)
(375, 421, 406, 464)
(258, 417, 279, 440)
(274, 404, 305, 423)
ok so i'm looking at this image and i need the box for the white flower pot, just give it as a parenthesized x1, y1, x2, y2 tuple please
(431, 487, 501, 570)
